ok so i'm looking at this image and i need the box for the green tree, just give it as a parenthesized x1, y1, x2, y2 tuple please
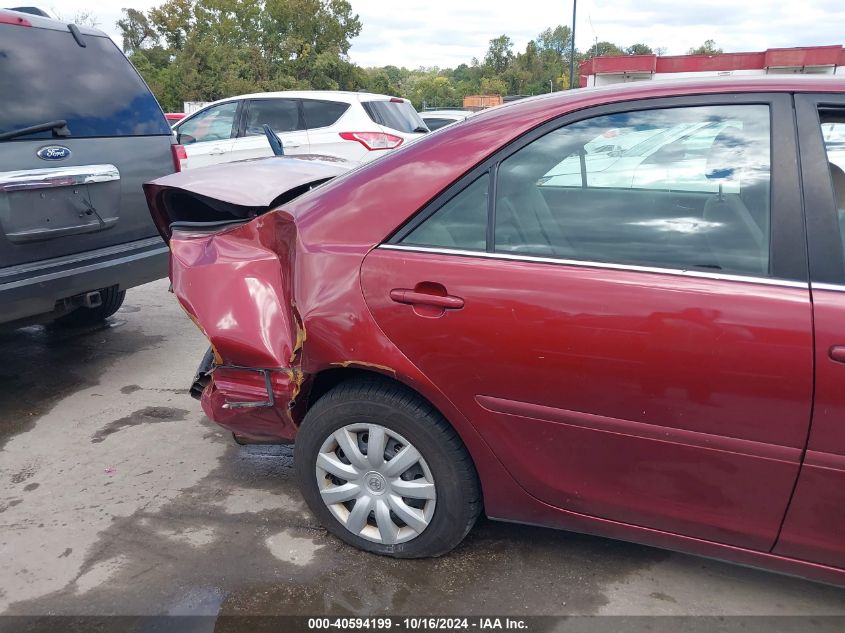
(584, 41, 624, 59)
(625, 43, 653, 55)
(484, 35, 514, 74)
(688, 39, 723, 55)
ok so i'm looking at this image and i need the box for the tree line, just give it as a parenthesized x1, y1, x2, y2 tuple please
(116, 0, 722, 111)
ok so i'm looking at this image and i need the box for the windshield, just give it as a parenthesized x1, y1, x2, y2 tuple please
(0, 25, 170, 139)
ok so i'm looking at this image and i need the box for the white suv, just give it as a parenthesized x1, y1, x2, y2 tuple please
(171, 91, 429, 169)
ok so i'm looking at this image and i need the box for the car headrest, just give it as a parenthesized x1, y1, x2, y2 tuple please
(705, 128, 747, 182)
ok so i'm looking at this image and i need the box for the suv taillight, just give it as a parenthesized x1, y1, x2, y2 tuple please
(171, 144, 187, 172)
(339, 131, 403, 151)
(0, 12, 32, 26)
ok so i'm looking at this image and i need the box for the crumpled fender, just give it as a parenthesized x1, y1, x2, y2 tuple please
(170, 213, 304, 441)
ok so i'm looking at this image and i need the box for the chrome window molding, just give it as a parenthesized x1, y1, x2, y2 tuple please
(0, 164, 120, 192)
(812, 282, 845, 293)
(378, 244, 809, 289)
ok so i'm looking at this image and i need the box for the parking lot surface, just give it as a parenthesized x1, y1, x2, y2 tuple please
(2, 279, 845, 622)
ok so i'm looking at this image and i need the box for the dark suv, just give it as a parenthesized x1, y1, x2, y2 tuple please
(0, 9, 176, 327)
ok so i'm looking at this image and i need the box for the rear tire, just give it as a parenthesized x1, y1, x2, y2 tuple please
(54, 286, 126, 327)
(295, 378, 481, 558)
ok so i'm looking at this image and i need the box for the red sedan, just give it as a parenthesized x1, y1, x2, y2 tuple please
(145, 76, 845, 585)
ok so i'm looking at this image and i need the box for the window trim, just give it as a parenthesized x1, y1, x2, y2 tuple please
(387, 93, 806, 283)
(794, 93, 845, 285)
(379, 243, 809, 290)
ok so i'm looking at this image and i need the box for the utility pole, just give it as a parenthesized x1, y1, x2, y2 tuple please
(549, 79, 553, 93)
(569, 0, 577, 88)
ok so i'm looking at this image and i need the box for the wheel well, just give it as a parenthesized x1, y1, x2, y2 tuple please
(307, 367, 405, 410)
(305, 368, 460, 442)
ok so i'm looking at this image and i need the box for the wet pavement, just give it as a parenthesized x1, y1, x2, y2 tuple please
(2, 279, 845, 624)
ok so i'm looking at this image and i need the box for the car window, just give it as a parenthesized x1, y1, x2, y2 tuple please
(302, 100, 350, 129)
(422, 118, 455, 131)
(401, 173, 489, 251)
(0, 26, 170, 139)
(495, 104, 772, 276)
(176, 102, 238, 145)
(244, 99, 304, 136)
(362, 100, 427, 133)
(819, 112, 845, 264)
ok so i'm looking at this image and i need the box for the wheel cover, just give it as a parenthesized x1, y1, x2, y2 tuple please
(315, 423, 437, 545)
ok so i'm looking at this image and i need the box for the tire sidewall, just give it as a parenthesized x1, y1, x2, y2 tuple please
(295, 392, 471, 558)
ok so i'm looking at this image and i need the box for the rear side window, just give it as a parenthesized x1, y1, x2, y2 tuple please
(422, 117, 454, 131)
(244, 99, 304, 135)
(362, 100, 427, 133)
(302, 100, 349, 129)
(401, 173, 489, 251)
(0, 25, 170, 138)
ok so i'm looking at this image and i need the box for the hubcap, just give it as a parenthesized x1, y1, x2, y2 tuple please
(315, 423, 436, 545)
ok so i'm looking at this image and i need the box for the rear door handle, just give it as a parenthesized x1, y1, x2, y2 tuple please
(830, 345, 845, 363)
(390, 288, 464, 310)
(209, 146, 226, 155)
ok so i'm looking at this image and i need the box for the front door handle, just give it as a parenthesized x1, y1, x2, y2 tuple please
(830, 345, 845, 363)
(390, 288, 464, 310)
(282, 141, 301, 148)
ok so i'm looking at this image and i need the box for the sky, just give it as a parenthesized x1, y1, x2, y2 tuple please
(44, 0, 845, 69)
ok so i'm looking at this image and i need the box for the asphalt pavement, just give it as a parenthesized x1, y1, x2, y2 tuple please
(2, 279, 845, 628)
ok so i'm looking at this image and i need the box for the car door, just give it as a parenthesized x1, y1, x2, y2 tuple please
(773, 94, 845, 568)
(173, 101, 239, 169)
(229, 98, 310, 161)
(361, 94, 813, 550)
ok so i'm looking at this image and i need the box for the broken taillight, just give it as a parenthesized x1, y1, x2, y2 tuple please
(339, 131, 403, 151)
(171, 144, 187, 172)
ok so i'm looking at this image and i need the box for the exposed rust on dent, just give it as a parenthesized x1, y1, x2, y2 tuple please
(330, 361, 397, 376)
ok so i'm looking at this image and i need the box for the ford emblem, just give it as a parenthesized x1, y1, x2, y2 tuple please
(36, 145, 72, 161)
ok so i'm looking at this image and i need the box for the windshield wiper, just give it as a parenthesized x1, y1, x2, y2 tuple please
(0, 120, 70, 142)
(413, 126, 429, 134)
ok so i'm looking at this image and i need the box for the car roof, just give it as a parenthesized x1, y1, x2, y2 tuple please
(201, 90, 406, 106)
(421, 110, 473, 117)
(0, 8, 106, 36)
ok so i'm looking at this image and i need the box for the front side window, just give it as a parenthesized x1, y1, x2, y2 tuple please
(819, 110, 845, 264)
(496, 104, 772, 275)
(244, 99, 304, 136)
(177, 102, 238, 145)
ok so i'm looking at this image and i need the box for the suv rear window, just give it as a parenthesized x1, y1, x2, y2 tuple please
(0, 25, 170, 139)
(362, 100, 427, 134)
(303, 100, 350, 129)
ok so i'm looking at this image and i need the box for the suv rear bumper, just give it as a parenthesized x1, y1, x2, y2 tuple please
(0, 236, 168, 325)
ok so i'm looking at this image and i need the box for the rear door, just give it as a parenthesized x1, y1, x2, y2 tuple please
(0, 20, 174, 266)
(173, 101, 239, 169)
(229, 98, 310, 161)
(362, 94, 813, 550)
(774, 93, 845, 568)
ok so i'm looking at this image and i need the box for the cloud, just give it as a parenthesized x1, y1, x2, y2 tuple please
(44, 0, 845, 68)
